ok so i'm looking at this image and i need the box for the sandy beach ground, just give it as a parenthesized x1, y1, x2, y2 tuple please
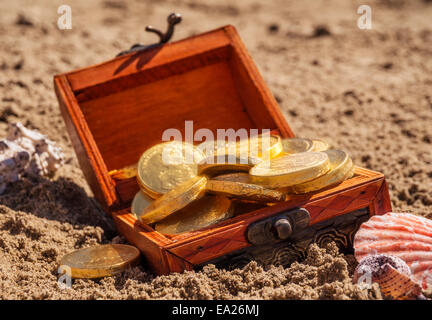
(0, 0, 431, 299)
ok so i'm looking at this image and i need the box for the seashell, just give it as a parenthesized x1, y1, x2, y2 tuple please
(354, 212, 432, 290)
(353, 254, 423, 300)
(0, 122, 64, 194)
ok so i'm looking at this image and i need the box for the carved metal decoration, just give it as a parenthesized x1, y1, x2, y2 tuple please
(197, 207, 370, 271)
(117, 13, 182, 56)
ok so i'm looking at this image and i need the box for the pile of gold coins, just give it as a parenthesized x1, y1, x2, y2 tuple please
(130, 135, 355, 235)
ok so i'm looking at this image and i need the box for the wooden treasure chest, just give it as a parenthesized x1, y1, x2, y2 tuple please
(54, 18, 392, 275)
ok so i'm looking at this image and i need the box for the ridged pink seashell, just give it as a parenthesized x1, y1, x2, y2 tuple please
(354, 212, 432, 290)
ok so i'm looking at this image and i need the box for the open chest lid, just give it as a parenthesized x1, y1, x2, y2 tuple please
(54, 21, 295, 211)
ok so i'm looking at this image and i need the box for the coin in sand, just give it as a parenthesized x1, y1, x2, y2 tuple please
(197, 154, 261, 177)
(280, 138, 314, 154)
(139, 175, 207, 224)
(59, 244, 140, 279)
(206, 179, 286, 203)
(285, 150, 352, 194)
(249, 152, 331, 188)
(155, 195, 233, 234)
(311, 139, 330, 152)
(131, 190, 153, 219)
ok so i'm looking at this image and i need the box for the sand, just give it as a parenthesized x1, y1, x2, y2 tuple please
(0, 0, 431, 299)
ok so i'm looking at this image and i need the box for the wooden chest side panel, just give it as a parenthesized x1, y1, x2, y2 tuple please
(112, 210, 172, 275)
(54, 75, 117, 208)
(165, 177, 386, 266)
(305, 179, 384, 224)
(166, 225, 250, 266)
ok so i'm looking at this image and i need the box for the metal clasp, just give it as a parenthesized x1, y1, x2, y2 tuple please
(247, 208, 310, 246)
(117, 13, 182, 56)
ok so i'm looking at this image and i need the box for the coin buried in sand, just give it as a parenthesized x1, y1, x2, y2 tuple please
(155, 195, 233, 235)
(131, 190, 153, 219)
(137, 141, 205, 198)
(197, 154, 261, 177)
(206, 180, 286, 203)
(139, 175, 207, 224)
(59, 244, 140, 279)
(311, 139, 330, 152)
(285, 150, 353, 194)
(280, 138, 314, 154)
(249, 152, 331, 188)
(234, 134, 283, 159)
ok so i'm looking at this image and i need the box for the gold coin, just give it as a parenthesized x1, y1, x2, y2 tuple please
(59, 244, 140, 279)
(212, 172, 252, 183)
(154, 195, 233, 234)
(197, 154, 261, 177)
(234, 134, 283, 159)
(311, 139, 330, 152)
(206, 179, 286, 203)
(197, 139, 230, 158)
(344, 165, 355, 179)
(137, 141, 205, 198)
(131, 190, 153, 219)
(249, 152, 331, 188)
(280, 137, 314, 154)
(139, 175, 207, 224)
(285, 150, 353, 194)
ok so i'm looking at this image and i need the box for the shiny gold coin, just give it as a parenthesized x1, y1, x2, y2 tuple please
(311, 139, 330, 152)
(197, 139, 231, 158)
(131, 190, 153, 219)
(212, 172, 252, 183)
(344, 165, 355, 179)
(139, 175, 207, 224)
(155, 195, 233, 234)
(109, 164, 138, 180)
(206, 179, 286, 203)
(197, 154, 261, 177)
(59, 244, 140, 279)
(249, 152, 331, 188)
(285, 150, 353, 194)
(280, 137, 314, 154)
(234, 134, 283, 160)
(137, 141, 205, 198)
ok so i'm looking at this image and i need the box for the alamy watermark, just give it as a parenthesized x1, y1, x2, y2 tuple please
(357, 5, 372, 30)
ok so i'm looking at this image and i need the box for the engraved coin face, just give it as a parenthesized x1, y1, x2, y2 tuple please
(284, 149, 352, 194)
(250, 152, 331, 187)
(137, 141, 205, 198)
(280, 138, 314, 154)
(139, 175, 208, 224)
(235, 134, 283, 159)
(155, 195, 233, 235)
(59, 244, 140, 279)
